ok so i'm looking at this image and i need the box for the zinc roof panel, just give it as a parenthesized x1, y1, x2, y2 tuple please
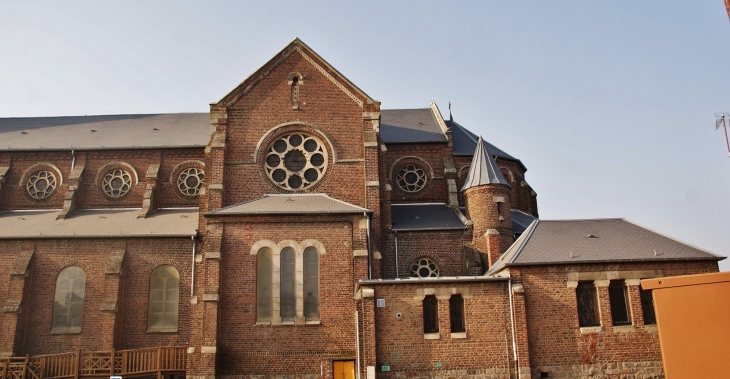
(380, 109, 447, 143)
(206, 194, 370, 215)
(0, 208, 198, 238)
(0, 113, 210, 151)
(391, 203, 466, 231)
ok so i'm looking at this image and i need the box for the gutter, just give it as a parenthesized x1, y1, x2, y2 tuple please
(0, 234, 197, 239)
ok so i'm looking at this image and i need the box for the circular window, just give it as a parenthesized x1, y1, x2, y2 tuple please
(26, 171, 57, 200)
(177, 167, 204, 197)
(397, 164, 427, 193)
(264, 133, 328, 191)
(410, 258, 439, 278)
(102, 169, 132, 198)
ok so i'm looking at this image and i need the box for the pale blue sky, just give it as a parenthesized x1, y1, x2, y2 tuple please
(1, 2, 729, 270)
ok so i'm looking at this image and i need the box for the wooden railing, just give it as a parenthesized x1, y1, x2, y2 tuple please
(0, 346, 186, 379)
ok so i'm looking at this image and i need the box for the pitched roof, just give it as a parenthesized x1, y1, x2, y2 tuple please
(391, 203, 467, 232)
(487, 218, 724, 274)
(462, 136, 510, 191)
(0, 113, 210, 151)
(0, 208, 198, 239)
(380, 108, 447, 143)
(206, 194, 370, 215)
(511, 209, 538, 235)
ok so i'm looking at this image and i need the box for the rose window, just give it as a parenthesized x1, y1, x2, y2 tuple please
(265, 133, 328, 190)
(397, 164, 427, 193)
(177, 168, 204, 197)
(102, 169, 132, 198)
(26, 171, 57, 200)
(410, 258, 439, 278)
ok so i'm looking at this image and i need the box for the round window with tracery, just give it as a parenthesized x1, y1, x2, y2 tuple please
(397, 164, 427, 193)
(410, 258, 439, 278)
(177, 168, 204, 197)
(27, 171, 57, 200)
(102, 169, 132, 198)
(264, 133, 328, 191)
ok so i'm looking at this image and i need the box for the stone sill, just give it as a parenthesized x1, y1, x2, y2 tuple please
(612, 325, 634, 334)
(424, 333, 440, 340)
(147, 328, 178, 334)
(644, 324, 658, 332)
(50, 327, 81, 335)
(450, 332, 467, 339)
(579, 326, 603, 335)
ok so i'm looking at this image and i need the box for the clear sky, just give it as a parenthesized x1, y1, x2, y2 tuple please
(1, 2, 729, 270)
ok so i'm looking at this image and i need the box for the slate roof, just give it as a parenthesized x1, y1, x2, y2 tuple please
(0, 113, 210, 151)
(206, 194, 370, 215)
(380, 109, 447, 143)
(391, 203, 466, 232)
(462, 136, 510, 190)
(0, 208, 198, 239)
(511, 209, 538, 235)
(487, 218, 724, 274)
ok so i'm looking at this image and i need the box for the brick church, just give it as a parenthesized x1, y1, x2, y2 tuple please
(0, 39, 722, 379)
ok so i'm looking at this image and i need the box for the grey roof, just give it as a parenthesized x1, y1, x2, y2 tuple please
(391, 203, 467, 232)
(511, 209, 538, 235)
(0, 208, 198, 239)
(462, 136, 510, 191)
(487, 218, 724, 274)
(380, 109, 447, 143)
(0, 113, 210, 151)
(206, 194, 370, 215)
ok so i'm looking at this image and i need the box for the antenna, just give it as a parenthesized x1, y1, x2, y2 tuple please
(714, 112, 730, 158)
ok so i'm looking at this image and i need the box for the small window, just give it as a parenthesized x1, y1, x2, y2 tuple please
(608, 281, 631, 326)
(576, 282, 599, 327)
(423, 295, 439, 334)
(280, 247, 296, 322)
(256, 247, 273, 322)
(148, 265, 180, 332)
(303, 247, 319, 321)
(449, 295, 465, 333)
(640, 287, 657, 325)
(52, 266, 86, 333)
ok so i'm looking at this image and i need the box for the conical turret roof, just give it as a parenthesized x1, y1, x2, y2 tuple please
(461, 136, 510, 191)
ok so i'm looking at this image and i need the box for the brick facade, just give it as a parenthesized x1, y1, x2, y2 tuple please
(0, 39, 722, 379)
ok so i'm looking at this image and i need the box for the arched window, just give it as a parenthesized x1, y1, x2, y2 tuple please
(257, 248, 273, 322)
(303, 247, 319, 321)
(148, 265, 180, 332)
(52, 266, 85, 333)
(280, 247, 296, 322)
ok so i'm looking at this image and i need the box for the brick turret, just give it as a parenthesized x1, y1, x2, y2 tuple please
(462, 136, 514, 268)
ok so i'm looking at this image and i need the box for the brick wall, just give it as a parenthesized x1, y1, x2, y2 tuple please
(365, 281, 516, 379)
(516, 260, 719, 377)
(0, 237, 193, 356)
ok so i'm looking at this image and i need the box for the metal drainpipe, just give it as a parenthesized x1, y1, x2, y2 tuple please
(355, 310, 361, 379)
(191, 235, 196, 297)
(365, 212, 372, 280)
(394, 231, 399, 278)
(508, 275, 518, 374)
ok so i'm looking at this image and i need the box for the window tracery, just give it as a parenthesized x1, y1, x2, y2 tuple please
(148, 265, 180, 332)
(52, 266, 85, 334)
(102, 169, 133, 198)
(27, 171, 57, 200)
(264, 133, 328, 191)
(397, 164, 427, 193)
(177, 167, 204, 197)
(410, 258, 439, 278)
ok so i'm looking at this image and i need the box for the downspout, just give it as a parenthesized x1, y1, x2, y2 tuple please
(394, 231, 399, 278)
(365, 212, 372, 280)
(355, 310, 361, 379)
(508, 275, 518, 373)
(191, 235, 196, 297)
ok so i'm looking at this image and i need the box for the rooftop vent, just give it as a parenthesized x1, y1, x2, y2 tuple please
(587, 234, 598, 239)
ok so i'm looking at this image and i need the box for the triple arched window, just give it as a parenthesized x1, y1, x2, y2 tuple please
(255, 241, 321, 325)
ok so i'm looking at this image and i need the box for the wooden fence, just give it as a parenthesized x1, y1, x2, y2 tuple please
(0, 346, 186, 379)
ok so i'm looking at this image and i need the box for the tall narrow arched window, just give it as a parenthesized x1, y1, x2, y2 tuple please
(280, 247, 296, 322)
(303, 247, 319, 321)
(52, 266, 85, 334)
(148, 265, 180, 332)
(257, 247, 273, 322)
